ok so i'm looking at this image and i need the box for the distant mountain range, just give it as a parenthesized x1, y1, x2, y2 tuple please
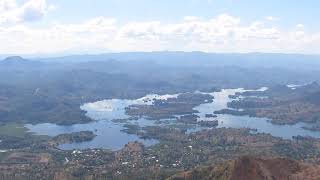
(28, 52, 320, 70)
(0, 56, 42, 68)
(1, 52, 320, 70)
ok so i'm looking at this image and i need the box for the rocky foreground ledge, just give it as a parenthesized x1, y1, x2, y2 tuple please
(169, 156, 320, 180)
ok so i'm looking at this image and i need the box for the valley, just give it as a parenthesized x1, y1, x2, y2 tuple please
(0, 54, 320, 179)
(1, 0, 320, 178)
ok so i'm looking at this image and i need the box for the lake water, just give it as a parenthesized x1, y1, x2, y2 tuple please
(26, 120, 157, 150)
(26, 88, 320, 150)
(194, 88, 320, 139)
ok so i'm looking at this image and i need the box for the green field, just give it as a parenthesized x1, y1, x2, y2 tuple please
(0, 123, 30, 138)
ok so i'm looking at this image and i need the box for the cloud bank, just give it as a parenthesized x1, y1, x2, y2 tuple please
(0, 0, 54, 24)
(0, 2, 319, 55)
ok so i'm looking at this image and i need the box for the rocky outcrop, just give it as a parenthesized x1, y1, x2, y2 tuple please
(169, 156, 320, 180)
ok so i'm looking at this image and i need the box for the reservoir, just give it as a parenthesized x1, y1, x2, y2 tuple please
(26, 88, 320, 150)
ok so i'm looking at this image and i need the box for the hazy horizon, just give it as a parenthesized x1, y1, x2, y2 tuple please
(1, 51, 320, 60)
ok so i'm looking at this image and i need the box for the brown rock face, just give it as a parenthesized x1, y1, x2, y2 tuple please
(169, 156, 320, 180)
(230, 157, 299, 180)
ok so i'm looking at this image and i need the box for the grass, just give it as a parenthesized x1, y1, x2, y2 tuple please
(0, 151, 9, 162)
(0, 123, 29, 138)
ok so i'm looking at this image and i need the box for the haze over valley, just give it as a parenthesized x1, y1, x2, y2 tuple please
(1, 0, 320, 179)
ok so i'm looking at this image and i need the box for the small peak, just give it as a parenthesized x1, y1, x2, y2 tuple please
(3, 56, 25, 61)
(0, 56, 42, 67)
(1, 56, 28, 64)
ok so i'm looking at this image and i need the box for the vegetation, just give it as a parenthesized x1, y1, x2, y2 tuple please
(0, 123, 29, 138)
(219, 83, 320, 128)
(1, 55, 320, 179)
(0, 126, 319, 179)
(125, 93, 213, 120)
(52, 131, 97, 145)
(0, 55, 317, 126)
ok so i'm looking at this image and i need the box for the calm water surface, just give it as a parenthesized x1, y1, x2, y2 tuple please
(194, 88, 320, 139)
(26, 88, 320, 150)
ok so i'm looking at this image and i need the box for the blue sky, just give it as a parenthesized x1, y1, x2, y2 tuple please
(0, 0, 319, 55)
(44, 0, 319, 28)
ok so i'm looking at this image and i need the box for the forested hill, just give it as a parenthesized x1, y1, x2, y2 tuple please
(0, 53, 319, 125)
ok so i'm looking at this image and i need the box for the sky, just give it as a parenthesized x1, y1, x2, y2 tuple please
(0, 0, 319, 55)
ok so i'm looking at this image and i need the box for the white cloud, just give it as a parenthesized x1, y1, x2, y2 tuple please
(20, 0, 48, 22)
(183, 16, 201, 22)
(296, 24, 304, 28)
(0, 0, 54, 24)
(265, 16, 278, 21)
(47, 4, 57, 11)
(0, 14, 319, 54)
(0, 0, 16, 12)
